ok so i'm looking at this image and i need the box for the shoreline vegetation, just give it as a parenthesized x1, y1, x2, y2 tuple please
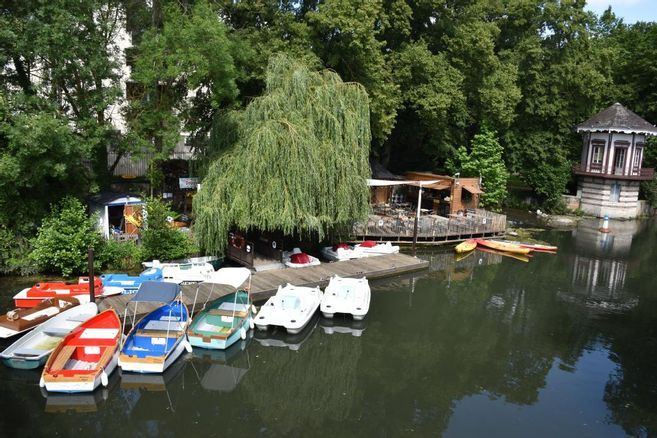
(2, 1, 657, 276)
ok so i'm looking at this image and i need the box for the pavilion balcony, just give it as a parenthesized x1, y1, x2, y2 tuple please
(572, 164, 655, 181)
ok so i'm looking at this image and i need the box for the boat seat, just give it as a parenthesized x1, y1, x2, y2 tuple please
(12, 348, 44, 357)
(43, 328, 72, 337)
(51, 345, 76, 370)
(207, 309, 248, 318)
(135, 329, 182, 338)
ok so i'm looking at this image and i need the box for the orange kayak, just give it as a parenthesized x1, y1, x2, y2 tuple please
(454, 239, 477, 253)
(477, 246, 531, 263)
(475, 239, 532, 255)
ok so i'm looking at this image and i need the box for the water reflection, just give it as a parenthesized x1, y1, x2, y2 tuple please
(319, 316, 366, 336)
(192, 333, 252, 393)
(565, 218, 645, 312)
(253, 313, 319, 351)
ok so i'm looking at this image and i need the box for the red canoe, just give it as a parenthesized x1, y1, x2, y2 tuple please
(41, 309, 121, 393)
(13, 277, 105, 308)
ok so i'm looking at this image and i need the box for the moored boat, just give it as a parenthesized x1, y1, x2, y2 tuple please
(187, 267, 254, 350)
(321, 243, 359, 262)
(147, 260, 215, 284)
(13, 277, 106, 308)
(100, 267, 163, 295)
(497, 240, 558, 252)
(118, 282, 191, 374)
(282, 248, 321, 268)
(354, 240, 400, 256)
(475, 239, 532, 255)
(454, 239, 477, 253)
(40, 309, 121, 393)
(0, 303, 98, 369)
(320, 276, 371, 320)
(0, 296, 79, 339)
(255, 284, 322, 334)
(477, 246, 531, 263)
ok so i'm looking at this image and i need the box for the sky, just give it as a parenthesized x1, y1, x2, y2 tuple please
(585, 0, 657, 23)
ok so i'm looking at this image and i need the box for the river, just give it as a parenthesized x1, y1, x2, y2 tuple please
(1, 218, 656, 437)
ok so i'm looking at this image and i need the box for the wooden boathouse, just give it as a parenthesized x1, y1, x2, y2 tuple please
(99, 252, 429, 320)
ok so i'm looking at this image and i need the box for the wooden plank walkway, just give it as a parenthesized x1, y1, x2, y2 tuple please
(98, 252, 429, 320)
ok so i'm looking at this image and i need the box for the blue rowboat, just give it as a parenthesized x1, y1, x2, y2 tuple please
(100, 267, 163, 295)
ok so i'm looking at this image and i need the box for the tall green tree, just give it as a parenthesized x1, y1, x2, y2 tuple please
(194, 55, 371, 252)
(447, 129, 509, 209)
(127, 0, 239, 186)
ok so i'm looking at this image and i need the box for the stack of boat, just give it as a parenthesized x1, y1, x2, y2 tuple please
(454, 238, 558, 262)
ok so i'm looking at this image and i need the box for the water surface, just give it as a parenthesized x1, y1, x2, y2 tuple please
(1, 218, 657, 437)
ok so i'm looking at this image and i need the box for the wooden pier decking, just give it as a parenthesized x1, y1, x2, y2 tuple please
(98, 252, 429, 320)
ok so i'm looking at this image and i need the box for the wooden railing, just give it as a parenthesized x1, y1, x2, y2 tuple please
(352, 208, 506, 241)
(572, 164, 655, 180)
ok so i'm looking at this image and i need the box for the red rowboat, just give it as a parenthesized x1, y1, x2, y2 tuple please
(41, 309, 121, 393)
(13, 277, 105, 308)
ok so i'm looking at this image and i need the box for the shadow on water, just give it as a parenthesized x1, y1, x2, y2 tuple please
(1, 218, 657, 436)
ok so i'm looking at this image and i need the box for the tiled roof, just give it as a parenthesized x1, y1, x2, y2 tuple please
(576, 103, 657, 135)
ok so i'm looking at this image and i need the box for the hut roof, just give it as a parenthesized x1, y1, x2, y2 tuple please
(576, 103, 657, 136)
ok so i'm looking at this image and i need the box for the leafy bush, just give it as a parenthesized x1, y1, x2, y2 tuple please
(30, 196, 104, 276)
(141, 198, 196, 261)
(640, 179, 657, 208)
(0, 226, 36, 275)
(98, 239, 143, 273)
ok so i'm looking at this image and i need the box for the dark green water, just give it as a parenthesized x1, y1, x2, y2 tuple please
(2, 218, 657, 437)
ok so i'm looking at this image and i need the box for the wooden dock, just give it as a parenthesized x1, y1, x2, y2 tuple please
(98, 252, 429, 320)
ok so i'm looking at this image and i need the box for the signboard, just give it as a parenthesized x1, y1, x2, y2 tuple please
(179, 177, 199, 189)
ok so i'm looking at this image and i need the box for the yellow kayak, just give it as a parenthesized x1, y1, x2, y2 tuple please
(477, 246, 531, 263)
(455, 239, 477, 253)
(475, 239, 532, 255)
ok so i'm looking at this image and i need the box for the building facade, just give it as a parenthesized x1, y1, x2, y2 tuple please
(573, 103, 657, 218)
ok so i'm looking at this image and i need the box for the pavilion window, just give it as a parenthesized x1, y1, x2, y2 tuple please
(590, 144, 603, 168)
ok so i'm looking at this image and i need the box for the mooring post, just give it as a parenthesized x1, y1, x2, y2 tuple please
(88, 247, 95, 303)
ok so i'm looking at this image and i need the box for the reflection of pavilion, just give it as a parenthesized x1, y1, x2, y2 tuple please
(565, 219, 644, 311)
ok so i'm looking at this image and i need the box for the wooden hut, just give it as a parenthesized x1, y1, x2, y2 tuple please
(404, 171, 482, 216)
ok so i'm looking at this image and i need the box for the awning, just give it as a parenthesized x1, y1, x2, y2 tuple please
(461, 182, 483, 194)
(206, 267, 251, 289)
(132, 281, 181, 302)
(367, 179, 444, 187)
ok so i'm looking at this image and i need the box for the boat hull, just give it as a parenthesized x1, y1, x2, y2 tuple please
(43, 352, 118, 393)
(475, 239, 531, 255)
(188, 317, 251, 350)
(454, 239, 477, 253)
(2, 355, 47, 370)
(119, 338, 188, 374)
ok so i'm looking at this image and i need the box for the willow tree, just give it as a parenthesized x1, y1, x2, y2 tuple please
(193, 55, 371, 252)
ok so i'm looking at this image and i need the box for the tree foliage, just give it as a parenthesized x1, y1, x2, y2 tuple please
(194, 54, 371, 252)
(30, 197, 105, 277)
(447, 129, 509, 209)
(141, 197, 196, 261)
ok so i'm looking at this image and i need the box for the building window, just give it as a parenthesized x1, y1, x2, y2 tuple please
(613, 147, 626, 174)
(610, 183, 621, 202)
(634, 148, 642, 168)
(591, 145, 603, 165)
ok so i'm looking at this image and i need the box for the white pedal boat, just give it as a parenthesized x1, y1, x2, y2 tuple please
(255, 284, 322, 334)
(147, 260, 215, 284)
(320, 244, 362, 262)
(320, 276, 370, 320)
(282, 248, 321, 268)
(354, 241, 400, 256)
